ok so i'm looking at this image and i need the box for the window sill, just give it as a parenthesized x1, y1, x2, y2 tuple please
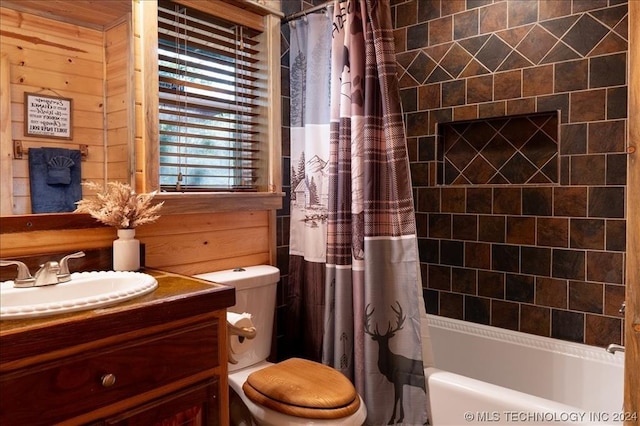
(154, 191, 284, 215)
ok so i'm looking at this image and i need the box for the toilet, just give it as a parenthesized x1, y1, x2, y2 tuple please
(194, 266, 367, 426)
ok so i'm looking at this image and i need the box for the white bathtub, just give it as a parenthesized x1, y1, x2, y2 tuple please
(425, 315, 626, 425)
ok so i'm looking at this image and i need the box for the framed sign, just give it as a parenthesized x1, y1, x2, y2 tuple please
(24, 92, 73, 139)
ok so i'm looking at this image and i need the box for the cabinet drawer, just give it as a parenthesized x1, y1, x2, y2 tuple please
(0, 321, 218, 425)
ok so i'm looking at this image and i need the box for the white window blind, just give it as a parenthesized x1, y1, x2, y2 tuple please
(158, 0, 264, 191)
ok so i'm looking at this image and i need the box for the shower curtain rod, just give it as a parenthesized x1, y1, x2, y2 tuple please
(281, 0, 335, 24)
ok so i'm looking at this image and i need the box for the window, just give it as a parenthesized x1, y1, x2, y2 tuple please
(157, 0, 265, 192)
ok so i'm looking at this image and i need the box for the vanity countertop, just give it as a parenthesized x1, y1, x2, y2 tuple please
(0, 269, 235, 366)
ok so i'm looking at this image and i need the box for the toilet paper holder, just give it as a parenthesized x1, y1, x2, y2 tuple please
(227, 321, 256, 364)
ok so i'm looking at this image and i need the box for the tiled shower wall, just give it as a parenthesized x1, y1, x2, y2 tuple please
(393, 0, 628, 346)
(278, 0, 628, 355)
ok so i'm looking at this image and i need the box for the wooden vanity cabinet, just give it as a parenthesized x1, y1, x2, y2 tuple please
(0, 270, 235, 426)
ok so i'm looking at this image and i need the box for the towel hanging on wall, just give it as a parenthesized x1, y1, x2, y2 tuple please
(28, 147, 82, 213)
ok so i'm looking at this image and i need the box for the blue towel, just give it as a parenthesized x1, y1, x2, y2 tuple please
(28, 147, 82, 213)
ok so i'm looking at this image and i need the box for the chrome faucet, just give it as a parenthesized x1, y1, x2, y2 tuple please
(606, 344, 625, 354)
(0, 251, 85, 287)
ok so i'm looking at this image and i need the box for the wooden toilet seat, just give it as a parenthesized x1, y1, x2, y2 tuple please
(242, 357, 361, 419)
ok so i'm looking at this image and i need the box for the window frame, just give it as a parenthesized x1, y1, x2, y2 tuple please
(137, 0, 283, 213)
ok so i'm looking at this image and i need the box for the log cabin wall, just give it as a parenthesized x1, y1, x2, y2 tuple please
(0, 4, 274, 276)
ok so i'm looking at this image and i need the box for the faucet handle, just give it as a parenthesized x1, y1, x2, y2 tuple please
(0, 260, 35, 286)
(58, 251, 85, 282)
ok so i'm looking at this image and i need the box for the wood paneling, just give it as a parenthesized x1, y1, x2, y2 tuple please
(0, 210, 272, 277)
(0, 1, 130, 30)
(626, 1, 639, 421)
(0, 7, 106, 214)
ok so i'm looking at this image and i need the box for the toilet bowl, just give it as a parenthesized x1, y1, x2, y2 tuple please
(194, 266, 366, 426)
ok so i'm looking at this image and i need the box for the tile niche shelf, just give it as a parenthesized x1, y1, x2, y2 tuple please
(437, 111, 560, 186)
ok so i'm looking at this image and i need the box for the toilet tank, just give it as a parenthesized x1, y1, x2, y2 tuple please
(193, 265, 280, 372)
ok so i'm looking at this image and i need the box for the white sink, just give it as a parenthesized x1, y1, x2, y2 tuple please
(0, 271, 158, 320)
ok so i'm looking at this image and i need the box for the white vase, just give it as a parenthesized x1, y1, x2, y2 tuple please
(113, 228, 140, 271)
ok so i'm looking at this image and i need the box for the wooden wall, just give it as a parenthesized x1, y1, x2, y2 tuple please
(105, 17, 134, 184)
(0, 7, 110, 213)
(0, 5, 276, 277)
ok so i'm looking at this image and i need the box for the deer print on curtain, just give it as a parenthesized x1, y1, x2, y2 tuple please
(365, 302, 426, 425)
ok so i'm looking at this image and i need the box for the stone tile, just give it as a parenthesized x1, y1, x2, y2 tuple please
(607, 87, 628, 120)
(588, 120, 626, 154)
(586, 251, 624, 284)
(520, 304, 551, 337)
(552, 309, 584, 343)
(491, 300, 520, 331)
(590, 53, 626, 88)
(453, 214, 478, 240)
(522, 187, 552, 216)
(476, 34, 512, 71)
(552, 249, 586, 281)
(570, 155, 606, 185)
(492, 244, 520, 273)
(478, 270, 505, 298)
(452, 267, 477, 295)
(442, 79, 466, 106)
(585, 314, 621, 347)
(538, 0, 571, 20)
(537, 217, 569, 247)
(555, 59, 588, 92)
(560, 123, 587, 155)
(493, 187, 522, 215)
(428, 264, 452, 290)
(429, 16, 453, 45)
(570, 90, 606, 123)
(424, 288, 439, 314)
(467, 75, 493, 103)
(570, 219, 605, 250)
(441, 44, 474, 79)
(465, 241, 491, 270)
(441, 0, 465, 16)
(506, 216, 535, 245)
(440, 291, 464, 319)
(465, 295, 491, 325)
(605, 220, 626, 252)
(441, 240, 464, 266)
(479, 2, 507, 34)
(604, 284, 625, 317)
(429, 213, 452, 238)
(523, 65, 553, 96)
(588, 186, 625, 218)
(505, 274, 535, 303)
(494, 70, 522, 100)
(517, 24, 558, 64)
(521, 246, 552, 276)
(561, 14, 609, 57)
(407, 23, 430, 51)
(536, 277, 568, 308)
(569, 280, 603, 314)
(553, 186, 588, 217)
(454, 9, 479, 40)
(467, 187, 493, 213)
(507, 0, 538, 27)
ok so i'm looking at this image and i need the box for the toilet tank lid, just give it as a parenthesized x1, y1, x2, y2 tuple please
(194, 265, 280, 290)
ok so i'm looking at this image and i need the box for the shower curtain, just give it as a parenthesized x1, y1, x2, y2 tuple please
(288, 1, 431, 424)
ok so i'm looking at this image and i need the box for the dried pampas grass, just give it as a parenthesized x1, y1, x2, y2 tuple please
(75, 181, 164, 229)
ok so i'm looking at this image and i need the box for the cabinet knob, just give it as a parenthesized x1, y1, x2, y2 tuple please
(100, 373, 117, 387)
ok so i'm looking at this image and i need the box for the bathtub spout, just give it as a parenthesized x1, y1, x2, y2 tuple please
(606, 344, 625, 354)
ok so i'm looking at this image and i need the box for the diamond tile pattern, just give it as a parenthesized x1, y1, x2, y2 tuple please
(440, 112, 559, 185)
(401, 8, 627, 84)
